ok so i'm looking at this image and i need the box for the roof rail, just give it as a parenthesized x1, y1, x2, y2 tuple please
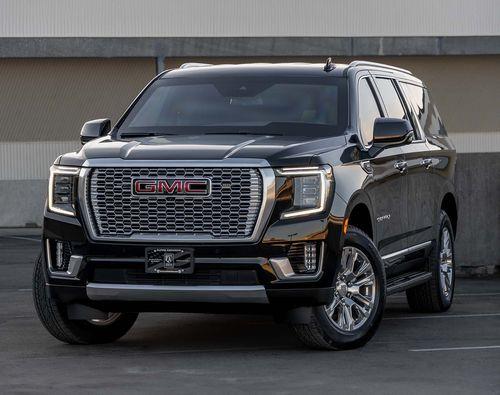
(347, 61, 412, 75)
(179, 62, 213, 69)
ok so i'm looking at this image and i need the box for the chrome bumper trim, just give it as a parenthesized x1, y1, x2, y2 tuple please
(269, 242, 325, 282)
(86, 283, 269, 304)
(45, 239, 84, 280)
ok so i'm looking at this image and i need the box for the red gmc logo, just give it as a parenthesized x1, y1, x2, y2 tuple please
(132, 178, 211, 196)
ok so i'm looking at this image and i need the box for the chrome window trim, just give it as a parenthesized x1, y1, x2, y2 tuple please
(355, 74, 383, 149)
(78, 159, 275, 243)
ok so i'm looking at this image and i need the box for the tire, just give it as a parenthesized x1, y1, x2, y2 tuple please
(291, 226, 386, 350)
(33, 253, 138, 344)
(406, 210, 455, 313)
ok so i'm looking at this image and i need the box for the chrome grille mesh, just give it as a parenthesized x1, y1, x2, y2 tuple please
(87, 168, 263, 239)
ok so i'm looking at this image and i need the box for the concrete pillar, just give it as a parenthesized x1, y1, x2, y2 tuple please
(156, 56, 165, 74)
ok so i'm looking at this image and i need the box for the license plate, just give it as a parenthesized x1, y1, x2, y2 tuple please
(145, 247, 194, 274)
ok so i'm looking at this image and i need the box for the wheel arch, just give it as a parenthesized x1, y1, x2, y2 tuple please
(344, 191, 374, 241)
(441, 192, 458, 238)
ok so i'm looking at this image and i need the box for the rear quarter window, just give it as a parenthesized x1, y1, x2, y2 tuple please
(401, 82, 447, 137)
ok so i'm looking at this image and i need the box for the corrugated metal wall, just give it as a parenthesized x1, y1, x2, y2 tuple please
(1, 0, 499, 37)
(0, 58, 155, 142)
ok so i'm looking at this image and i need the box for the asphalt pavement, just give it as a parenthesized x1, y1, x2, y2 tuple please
(0, 229, 499, 394)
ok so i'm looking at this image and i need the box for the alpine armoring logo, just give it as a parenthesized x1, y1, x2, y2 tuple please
(132, 179, 211, 196)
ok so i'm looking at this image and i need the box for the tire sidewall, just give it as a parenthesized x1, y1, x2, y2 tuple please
(313, 227, 386, 347)
(33, 252, 138, 344)
(434, 212, 456, 309)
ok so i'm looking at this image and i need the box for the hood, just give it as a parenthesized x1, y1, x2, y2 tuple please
(58, 133, 347, 167)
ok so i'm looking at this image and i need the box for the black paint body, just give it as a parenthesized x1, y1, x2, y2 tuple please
(44, 63, 457, 313)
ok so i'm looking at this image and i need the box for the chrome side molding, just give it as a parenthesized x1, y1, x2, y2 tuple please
(381, 241, 432, 262)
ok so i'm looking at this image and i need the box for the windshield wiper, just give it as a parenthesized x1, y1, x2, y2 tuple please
(122, 132, 176, 138)
(203, 131, 283, 136)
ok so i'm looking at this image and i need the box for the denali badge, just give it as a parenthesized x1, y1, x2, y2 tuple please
(132, 178, 211, 196)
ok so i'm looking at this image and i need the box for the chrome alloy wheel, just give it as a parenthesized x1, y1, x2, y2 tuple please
(324, 246, 377, 332)
(89, 313, 122, 326)
(439, 227, 454, 300)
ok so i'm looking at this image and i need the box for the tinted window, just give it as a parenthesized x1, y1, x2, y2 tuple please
(118, 76, 348, 137)
(358, 78, 381, 144)
(401, 82, 447, 136)
(375, 78, 406, 119)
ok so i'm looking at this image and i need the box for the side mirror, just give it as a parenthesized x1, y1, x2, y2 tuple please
(80, 119, 111, 145)
(372, 118, 413, 148)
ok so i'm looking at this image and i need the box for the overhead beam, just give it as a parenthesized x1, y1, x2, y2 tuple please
(1, 36, 499, 58)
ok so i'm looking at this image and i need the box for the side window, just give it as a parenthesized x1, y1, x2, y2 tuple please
(376, 77, 417, 140)
(401, 82, 447, 137)
(375, 78, 406, 119)
(358, 78, 381, 145)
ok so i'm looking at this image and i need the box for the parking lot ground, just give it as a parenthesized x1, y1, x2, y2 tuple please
(0, 231, 499, 394)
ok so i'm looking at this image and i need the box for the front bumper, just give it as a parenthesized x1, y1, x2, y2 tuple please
(43, 183, 345, 310)
(86, 283, 269, 304)
(45, 248, 336, 309)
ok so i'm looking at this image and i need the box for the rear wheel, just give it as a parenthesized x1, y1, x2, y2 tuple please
(291, 226, 386, 350)
(406, 210, 455, 312)
(33, 253, 138, 344)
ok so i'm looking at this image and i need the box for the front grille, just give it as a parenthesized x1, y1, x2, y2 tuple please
(86, 168, 263, 239)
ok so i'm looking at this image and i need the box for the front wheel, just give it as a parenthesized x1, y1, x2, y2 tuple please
(33, 253, 138, 344)
(291, 226, 386, 350)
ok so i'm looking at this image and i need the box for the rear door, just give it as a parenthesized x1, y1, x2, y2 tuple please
(357, 75, 408, 262)
(400, 81, 445, 246)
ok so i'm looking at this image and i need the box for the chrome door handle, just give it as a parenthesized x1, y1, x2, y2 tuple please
(394, 161, 408, 173)
(421, 158, 433, 169)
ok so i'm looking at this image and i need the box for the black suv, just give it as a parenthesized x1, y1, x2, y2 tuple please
(34, 60, 457, 350)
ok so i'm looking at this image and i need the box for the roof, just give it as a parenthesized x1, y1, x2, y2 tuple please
(163, 61, 418, 80)
(163, 62, 349, 78)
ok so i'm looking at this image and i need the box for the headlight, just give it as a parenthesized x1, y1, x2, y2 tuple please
(48, 165, 80, 216)
(278, 165, 333, 219)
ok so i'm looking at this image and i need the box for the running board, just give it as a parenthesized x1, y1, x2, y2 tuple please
(386, 272, 432, 295)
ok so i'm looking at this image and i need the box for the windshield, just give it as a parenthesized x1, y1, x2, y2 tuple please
(118, 76, 348, 137)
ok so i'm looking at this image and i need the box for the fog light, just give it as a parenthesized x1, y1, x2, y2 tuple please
(287, 242, 319, 274)
(52, 240, 73, 271)
(304, 244, 317, 272)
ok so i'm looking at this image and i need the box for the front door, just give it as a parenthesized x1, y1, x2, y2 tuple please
(356, 76, 408, 262)
(367, 146, 408, 259)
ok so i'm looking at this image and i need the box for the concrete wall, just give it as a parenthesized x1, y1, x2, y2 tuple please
(0, 180, 47, 228)
(454, 153, 500, 275)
